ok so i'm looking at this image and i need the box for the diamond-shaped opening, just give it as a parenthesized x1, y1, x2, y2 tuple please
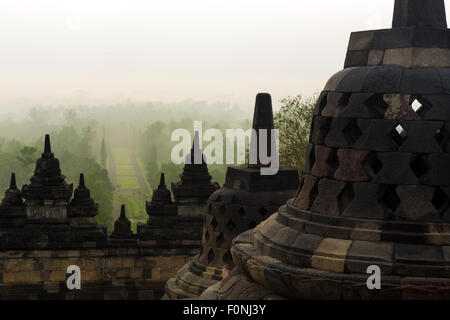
(226, 219, 236, 232)
(410, 96, 431, 117)
(308, 183, 319, 205)
(210, 217, 218, 230)
(342, 119, 363, 145)
(204, 230, 210, 242)
(381, 185, 401, 212)
(238, 207, 246, 217)
(223, 250, 233, 265)
(364, 94, 389, 117)
(338, 184, 355, 214)
(325, 149, 339, 174)
(307, 182, 320, 210)
(434, 125, 449, 148)
(390, 123, 408, 146)
(259, 207, 269, 217)
(219, 205, 226, 215)
(207, 249, 215, 264)
(248, 220, 257, 229)
(310, 116, 331, 144)
(432, 187, 449, 212)
(316, 93, 328, 114)
(362, 152, 383, 178)
(410, 155, 429, 179)
(307, 145, 316, 171)
(411, 99, 422, 113)
(337, 93, 351, 109)
(216, 233, 225, 247)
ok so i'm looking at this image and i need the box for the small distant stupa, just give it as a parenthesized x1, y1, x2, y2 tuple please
(165, 93, 299, 299)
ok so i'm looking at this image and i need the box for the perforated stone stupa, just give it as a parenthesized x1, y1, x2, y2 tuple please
(165, 93, 299, 299)
(212, 0, 450, 300)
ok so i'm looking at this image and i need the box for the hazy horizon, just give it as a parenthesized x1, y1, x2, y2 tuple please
(2, 0, 449, 116)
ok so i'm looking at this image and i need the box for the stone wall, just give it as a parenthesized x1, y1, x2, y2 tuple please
(0, 247, 195, 299)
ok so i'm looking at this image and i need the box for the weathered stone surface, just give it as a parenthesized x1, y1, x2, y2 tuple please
(309, 116, 331, 145)
(323, 68, 355, 92)
(337, 67, 374, 92)
(367, 50, 384, 66)
(334, 149, 370, 182)
(384, 94, 420, 120)
(422, 95, 450, 120)
(373, 153, 420, 185)
(422, 154, 450, 186)
(362, 66, 403, 93)
(311, 179, 348, 216)
(303, 144, 315, 174)
(395, 185, 441, 221)
(392, 0, 447, 29)
(310, 146, 338, 178)
(311, 238, 352, 273)
(339, 93, 386, 119)
(354, 119, 399, 151)
(344, 50, 369, 68)
(347, 31, 375, 51)
(342, 183, 390, 219)
(194, 0, 450, 301)
(324, 119, 362, 148)
(321, 92, 349, 118)
(399, 121, 444, 153)
(394, 243, 444, 276)
(400, 68, 442, 94)
(293, 175, 318, 210)
(346, 240, 394, 273)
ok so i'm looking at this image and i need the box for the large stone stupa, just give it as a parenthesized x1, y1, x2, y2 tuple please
(214, 0, 450, 300)
(165, 93, 299, 299)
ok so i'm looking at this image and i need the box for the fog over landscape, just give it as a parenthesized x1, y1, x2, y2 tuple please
(0, 0, 407, 117)
(0, 0, 449, 231)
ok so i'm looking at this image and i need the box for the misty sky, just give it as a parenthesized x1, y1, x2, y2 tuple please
(1, 0, 450, 113)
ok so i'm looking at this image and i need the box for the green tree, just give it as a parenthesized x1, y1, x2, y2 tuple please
(17, 146, 38, 168)
(274, 95, 316, 175)
(48, 126, 114, 230)
(63, 108, 77, 126)
(100, 137, 107, 168)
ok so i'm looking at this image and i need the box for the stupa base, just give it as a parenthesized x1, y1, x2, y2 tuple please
(165, 255, 222, 299)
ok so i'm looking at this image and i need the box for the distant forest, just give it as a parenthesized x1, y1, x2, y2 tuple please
(0, 96, 314, 232)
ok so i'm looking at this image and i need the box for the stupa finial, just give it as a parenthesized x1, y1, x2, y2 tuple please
(393, 0, 447, 28)
(44, 134, 52, 154)
(9, 173, 17, 190)
(120, 204, 126, 219)
(79, 173, 85, 187)
(159, 173, 166, 189)
(249, 93, 274, 167)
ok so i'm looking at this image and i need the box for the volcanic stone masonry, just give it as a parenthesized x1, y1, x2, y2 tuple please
(138, 150, 219, 255)
(0, 134, 217, 299)
(208, 0, 450, 300)
(165, 93, 300, 299)
(171, 132, 221, 216)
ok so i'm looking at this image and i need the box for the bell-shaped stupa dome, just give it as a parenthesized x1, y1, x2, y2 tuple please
(217, 0, 450, 300)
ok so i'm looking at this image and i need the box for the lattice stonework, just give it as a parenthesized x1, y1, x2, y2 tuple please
(213, 0, 450, 301)
(301, 91, 450, 221)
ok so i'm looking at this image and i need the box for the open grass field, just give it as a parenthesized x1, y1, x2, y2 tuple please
(110, 147, 150, 223)
(117, 192, 147, 220)
(117, 176, 140, 189)
(111, 148, 141, 189)
(116, 165, 135, 176)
